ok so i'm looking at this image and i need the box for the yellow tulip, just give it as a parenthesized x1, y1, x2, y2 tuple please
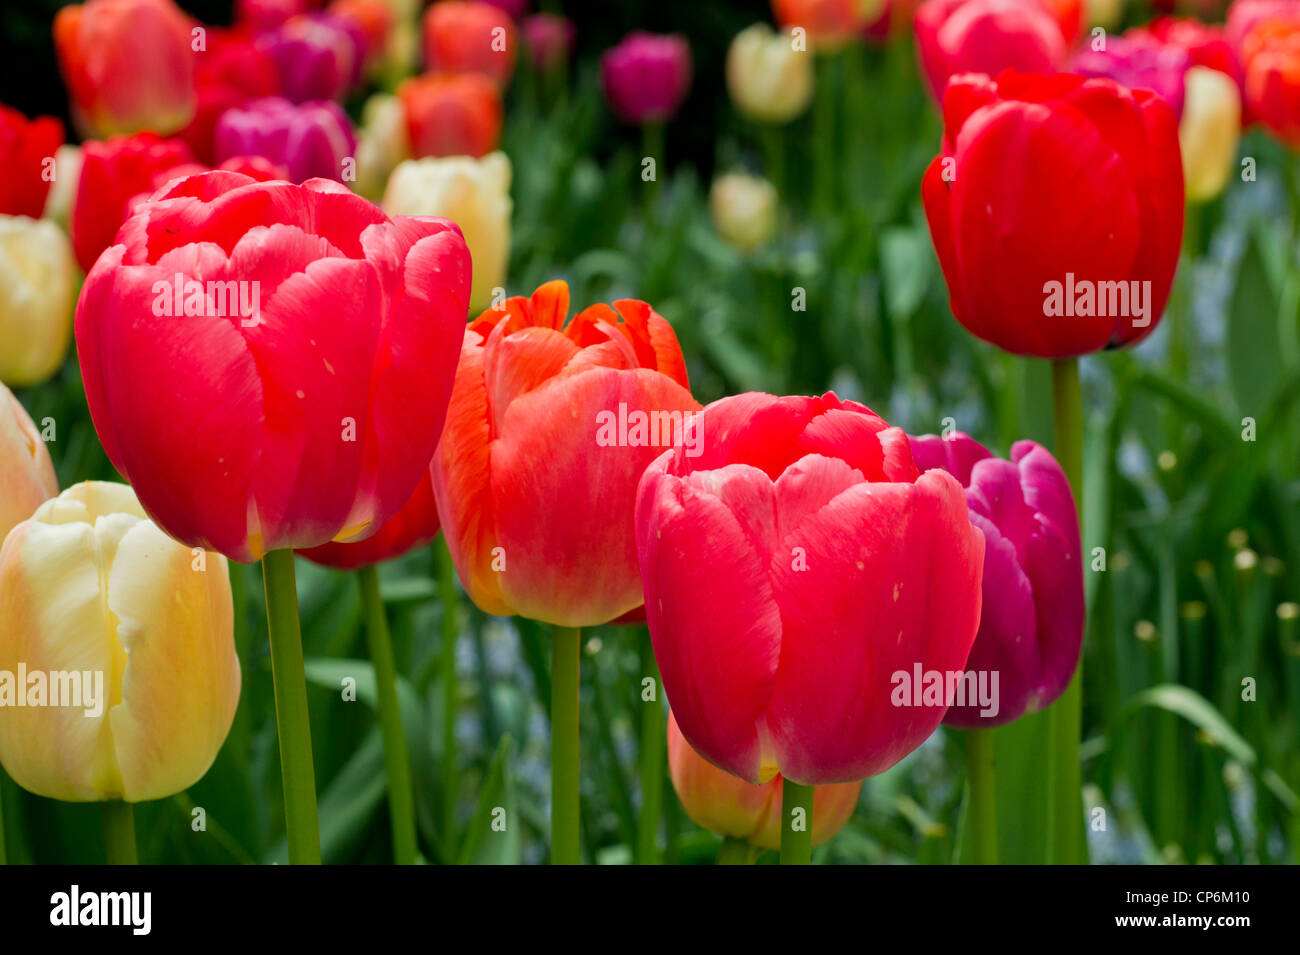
(0, 383, 58, 544)
(0, 482, 239, 803)
(1180, 66, 1242, 205)
(709, 171, 779, 252)
(725, 23, 814, 125)
(0, 214, 78, 387)
(383, 152, 512, 312)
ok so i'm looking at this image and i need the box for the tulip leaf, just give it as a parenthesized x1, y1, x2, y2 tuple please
(955, 713, 1055, 864)
(455, 734, 520, 865)
(879, 225, 931, 322)
(1226, 231, 1284, 420)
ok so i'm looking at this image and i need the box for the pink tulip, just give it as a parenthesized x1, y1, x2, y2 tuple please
(600, 32, 692, 125)
(636, 392, 985, 785)
(213, 97, 357, 184)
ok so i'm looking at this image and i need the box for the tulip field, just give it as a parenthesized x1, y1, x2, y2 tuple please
(0, 0, 1297, 882)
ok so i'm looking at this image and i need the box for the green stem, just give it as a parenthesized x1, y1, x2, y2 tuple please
(261, 549, 322, 865)
(966, 729, 999, 864)
(779, 778, 814, 865)
(434, 536, 460, 851)
(760, 123, 784, 203)
(551, 625, 581, 864)
(1048, 357, 1086, 865)
(101, 801, 137, 865)
(642, 122, 664, 219)
(716, 836, 753, 865)
(636, 638, 664, 865)
(358, 565, 418, 866)
(812, 54, 837, 217)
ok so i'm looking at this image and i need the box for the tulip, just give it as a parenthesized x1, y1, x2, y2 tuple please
(1072, 31, 1191, 116)
(921, 72, 1184, 358)
(0, 107, 64, 220)
(726, 24, 814, 125)
(0, 481, 239, 804)
(383, 152, 511, 312)
(177, 29, 281, 164)
(76, 170, 471, 563)
(258, 14, 364, 104)
(709, 172, 778, 251)
(235, 0, 309, 33)
(864, 0, 922, 43)
(1240, 15, 1300, 148)
(398, 72, 503, 158)
(772, 0, 878, 51)
(0, 217, 78, 388)
(328, 0, 395, 73)
(213, 97, 357, 184)
(636, 391, 984, 786)
(913, 0, 1068, 101)
(1143, 16, 1243, 87)
(1180, 66, 1242, 202)
(70, 133, 195, 274)
(432, 279, 699, 626)
(422, 1, 517, 87)
(600, 32, 692, 125)
(522, 13, 575, 72)
(0, 385, 58, 544)
(1227, 0, 1299, 51)
(352, 93, 412, 200)
(908, 433, 1083, 728)
(668, 711, 861, 853)
(479, 0, 529, 17)
(53, 0, 197, 138)
(299, 473, 439, 571)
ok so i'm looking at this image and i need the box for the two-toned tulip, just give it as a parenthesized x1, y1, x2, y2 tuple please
(0, 385, 58, 543)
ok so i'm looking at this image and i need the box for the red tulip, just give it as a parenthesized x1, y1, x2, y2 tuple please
(1241, 15, 1300, 147)
(922, 72, 1184, 358)
(636, 392, 984, 785)
(177, 29, 281, 164)
(0, 107, 64, 219)
(54, 0, 197, 138)
(398, 72, 503, 158)
(76, 171, 472, 562)
(431, 280, 700, 627)
(667, 711, 861, 850)
(914, 0, 1068, 101)
(422, 1, 517, 87)
(300, 472, 440, 570)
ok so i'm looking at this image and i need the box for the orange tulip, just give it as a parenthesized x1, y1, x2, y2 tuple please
(1242, 16, 1300, 148)
(398, 72, 503, 158)
(422, 0, 517, 87)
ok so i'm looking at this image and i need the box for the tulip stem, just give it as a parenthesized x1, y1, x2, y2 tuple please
(358, 565, 418, 866)
(1048, 357, 1086, 865)
(101, 801, 137, 865)
(761, 124, 784, 203)
(966, 728, 999, 864)
(551, 625, 581, 864)
(262, 549, 322, 865)
(716, 836, 754, 865)
(643, 122, 664, 221)
(434, 536, 460, 853)
(780, 778, 814, 865)
(636, 637, 665, 864)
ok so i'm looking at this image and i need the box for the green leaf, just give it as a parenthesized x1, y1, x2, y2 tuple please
(456, 735, 520, 865)
(1227, 232, 1284, 419)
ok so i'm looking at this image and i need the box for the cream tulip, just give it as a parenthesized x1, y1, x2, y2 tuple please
(0, 384, 58, 544)
(0, 215, 78, 387)
(725, 23, 814, 125)
(353, 93, 412, 201)
(0, 482, 239, 803)
(1180, 66, 1241, 205)
(709, 171, 779, 252)
(382, 152, 511, 312)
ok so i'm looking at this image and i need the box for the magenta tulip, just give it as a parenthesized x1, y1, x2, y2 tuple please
(600, 32, 692, 125)
(213, 97, 356, 184)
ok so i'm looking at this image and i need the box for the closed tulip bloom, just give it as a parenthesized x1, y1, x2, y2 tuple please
(398, 72, 503, 158)
(709, 172, 778, 251)
(922, 72, 1184, 358)
(213, 97, 357, 184)
(0, 217, 78, 388)
(432, 280, 700, 626)
(1180, 66, 1242, 202)
(668, 711, 861, 850)
(1227, 0, 1299, 51)
(0, 385, 58, 544)
(1072, 32, 1191, 116)
(235, 0, 309, 33)
(0, 107, 64, 220)
(772, 0, 878, 51)
(300, 472, 439, 570)
(76, 171, 472, 562)
(423, 1, 517, 87)
(353, 93, 412, 200)
(383, 152, 511, 312)
(71, 133, 195, 274)
(1241, 16, 1300, 147)
(914, 0, 1068, 101)
(177, 29, 281, 164)
(0, 482, 239, 802)
(53, 0, 197, 138)
(258, 14, 363, 104)
(601, 32, 692, 125)
(636, 392, 985, 784)
(726, 24, 814, 124)
(522, 13, 575, 72)
(909, 433, 1082, 728)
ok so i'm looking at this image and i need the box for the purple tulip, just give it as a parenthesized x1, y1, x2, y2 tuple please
(213, 97, 356, 184)
(256, 14, 363, 104)
(909, 432, 1084, 729)
(600, 32, 692, 125)
(478, 0, 529, 19)
(522, 13, 575, 72)
(1071, 32, 1191, 117)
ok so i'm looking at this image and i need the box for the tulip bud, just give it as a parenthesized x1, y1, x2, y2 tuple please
(0, 216, 78, 388)
(1180, 66, 1242, 203)
(53, 0, 197, 138)
(213, 97, 357, 184)
(422, 0, 517, 87)
(0, 482, 240, 802)
(668, 711, 860, 850)
(725, 24, 814, 125)
(709, 172, 779, 252)
(600, 32, 693, 125)
(398, 72, 503, 158)
(0, 385, 58, 544)
(352, 93, 412, 200)
(383, 152, 511, 312)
